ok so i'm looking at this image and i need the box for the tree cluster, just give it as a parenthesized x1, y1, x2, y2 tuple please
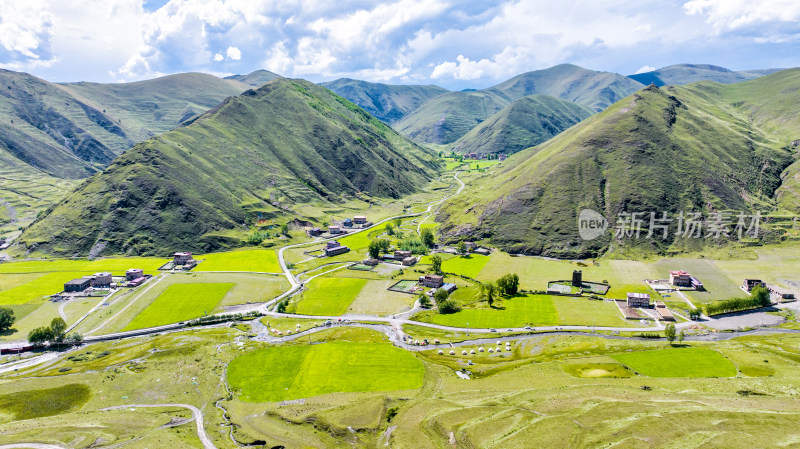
(0, 307, 15, 332)
(28, 318, 81, 345)
(496, 273, 520, 296)
(368, 238, 391, 259)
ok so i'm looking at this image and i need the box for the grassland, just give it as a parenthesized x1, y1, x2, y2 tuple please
(227, 341, 425, 402)
(429, 294, 558, 328)
(194, 248, 282, 273)
(0, 384, 91, 421)
(123, 283, 233, 330)
(0, 257, 167, 274)
(612, 347, 737, 377)
(294, 277, 367, 316)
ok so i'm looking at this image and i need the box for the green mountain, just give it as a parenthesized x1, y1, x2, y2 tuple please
(17, 78, 439, 257)
(0, 70, 249, 180)
(437, 69, 800, 258)
(628, 64, 783, 87)
(224, 70, 281, 87)
(320, 78, 448, 124)
(394, 64, 643, 145)
(451, 95, 593, 155)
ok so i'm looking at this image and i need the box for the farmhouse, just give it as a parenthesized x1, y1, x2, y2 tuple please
(420, 274, 444, 288)
(173, 252, 194, 265)
(328, 225, 342, 234)
(324, 241, 350, 256)
(669, 270, 692, 287)
(343, 218, 353, 228)
(90, 272, 112, 288)
(64, 277, 91, 292)
(654, 301, 675, 321)
(743, 279, 766, 292)
(308, 227, 322, 236)
(473, 248, 490, 256)
(440, 283, 457, 294)
(626, 292, 651, 308)
(401, 256, 417, 266)
(126, 269, 144, 281)
(363, 258, 379, 266)
(394, 250, 412, 259)
(354, 215, 367, 224)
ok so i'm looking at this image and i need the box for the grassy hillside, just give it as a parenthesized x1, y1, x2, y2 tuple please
(629, 64, 783, 87)
(438, 69, 800, 258)
(60, 73, 248, 143)
(320, 78, 448, 124)
(451, 95, 593, 155)
(224, 70, 281, 87)
(17, 78, 439, 257)
(394, 64, 643, 145)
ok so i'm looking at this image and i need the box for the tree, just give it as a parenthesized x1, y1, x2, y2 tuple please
(386, 223, 395, 236)
(664, 323, 676, 345)
(368, 240, 382, 259)
(418, 295, 432, 309)
(420, 228, 435, 248)
(437, 299, 460, 314)
(0, 307, 15, 332)
(50, 317, 67, 342)
(67, 333, 83, 344)
(280, 223, 290, 236)
(28, 326, 54, 345)
(456, 241, 468, 255)
(689, 308, 702, 320)
(677, 330, 685, 344)
(496, 273, 520, 296)
(378, 238, 391, 253)
(394, 218, 402, 227)
(434, 288, 449, 304)
(485, 282, 496, 307)
(430, 254, 443, 275)
(751, 284, 771, 307)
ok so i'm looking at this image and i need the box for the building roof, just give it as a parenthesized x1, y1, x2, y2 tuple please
(441, 283, 457, 290)
(670, 270, 690, 276)
(65, 278, 90, 286)
(94, 272, 111, 276)
(354, 215, 367, 219)
(174, 252, 192, 256)
(425, 274, 444, 280)
(627, 292, 650, 299)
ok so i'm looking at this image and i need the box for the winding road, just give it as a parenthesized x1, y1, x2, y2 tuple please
(101, 403, 215, 449)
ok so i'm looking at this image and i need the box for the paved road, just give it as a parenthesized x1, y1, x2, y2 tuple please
(101, 403, 215, 449)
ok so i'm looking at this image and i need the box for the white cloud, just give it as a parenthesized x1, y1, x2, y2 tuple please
(226, 46, 241, 61)
(0, 0, 52, 59)
(684, 0, 800, 31)
(635, 65, 656, 74)
(214, 52, 224, 62)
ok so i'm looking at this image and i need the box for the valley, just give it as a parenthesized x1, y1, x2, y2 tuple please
(1, 59, 799, 448)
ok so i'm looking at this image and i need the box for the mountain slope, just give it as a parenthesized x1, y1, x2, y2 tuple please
(451, 95, 593, 155)
(320, 78, 448, 124)
(628, 64, 783, 87)
(394, 64, 643, 145)
(437, 69, 800, 258)
(17, 78, 439, 257)
(60, 73, 248, 144)
(224, 70, 281, 87)
(0, 70, 250, 180)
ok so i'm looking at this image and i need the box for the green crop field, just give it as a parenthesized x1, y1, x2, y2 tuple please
(441, 254, 490, 278)
(124, 283, 233, 330)
(612, 347, 737, 377)
(0, 271, 93, 305)
(294, 277, 367, 316)
(227, 342, 424, 402)
(427, 294, 558, 328)
(0, 257, 167, 274)
(194, 249, 282, 273)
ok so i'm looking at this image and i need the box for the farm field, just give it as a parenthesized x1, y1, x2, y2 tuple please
(0, 271, 93, 305)
(227, 341, 424, 402)
(611, 347, 737, 377)
(123, 283, 233, 330)
(294, 276, 367, 315)
(76, 272, 288, 335)
(0, 257, 167, 274)
(194, 249, 282, 273)
(416, 294, 635, 328)
(0, 301, 61, 342)
(346, 279, 417, 316)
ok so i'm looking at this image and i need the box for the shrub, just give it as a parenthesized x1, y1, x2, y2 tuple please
(437, 300, 460, 314)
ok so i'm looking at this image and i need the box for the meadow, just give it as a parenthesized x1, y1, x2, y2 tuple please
(227, 341, 424, 402)
(612, 347, 737, 377)
(123, 283, 233, 330)
(294, 277, 367, 315)
(194, 248, 282, 273)
(0, 257, 167, 274)
(0, 383, 91, 422)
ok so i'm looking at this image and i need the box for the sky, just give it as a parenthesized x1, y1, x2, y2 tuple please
(0, 0, 798, 90)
